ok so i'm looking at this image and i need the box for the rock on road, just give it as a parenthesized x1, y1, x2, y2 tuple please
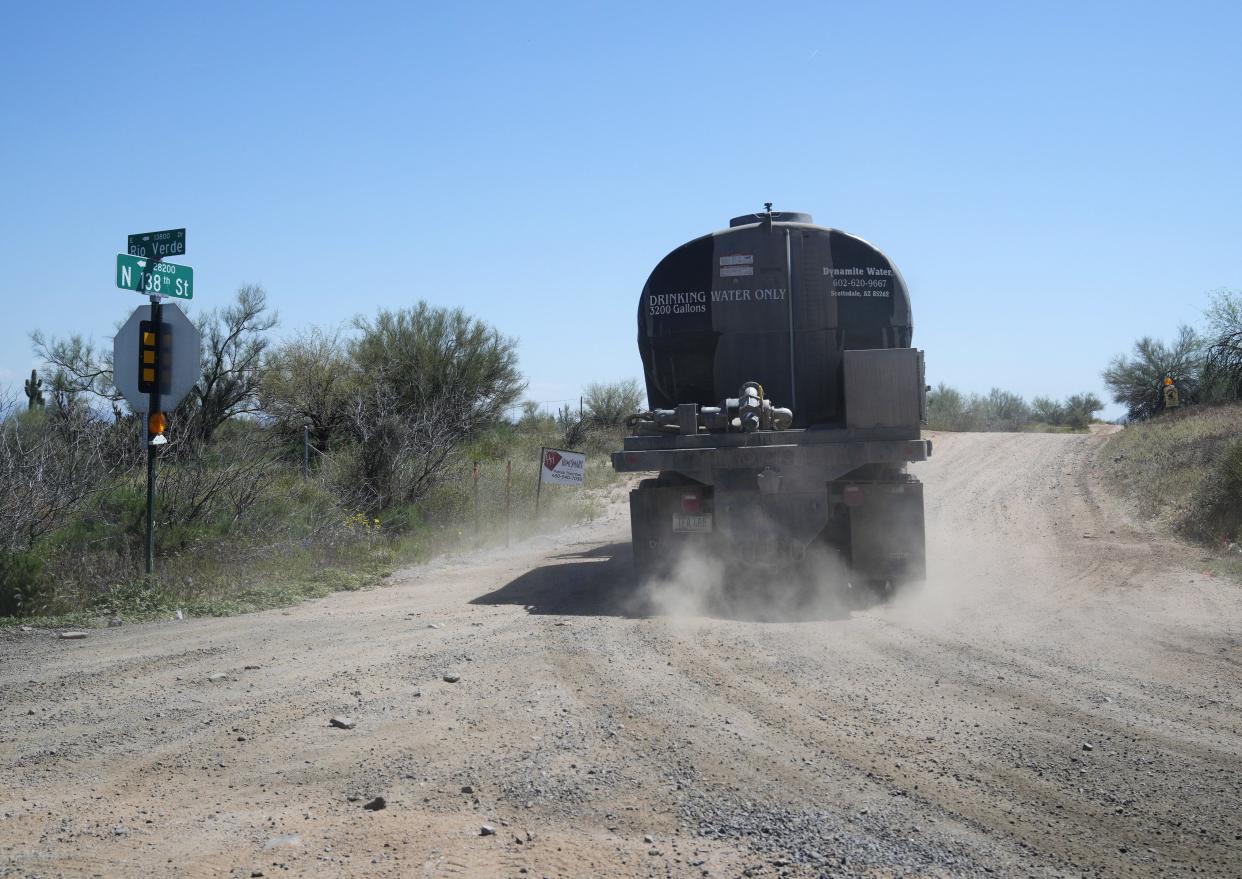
(2, 431, 1240, 878)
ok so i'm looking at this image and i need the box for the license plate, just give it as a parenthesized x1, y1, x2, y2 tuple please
(672, 513, 712, 533)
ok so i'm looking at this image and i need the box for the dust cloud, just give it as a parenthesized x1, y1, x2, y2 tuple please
(626, 518, 1100, 639)
(632, 542, 869, 624)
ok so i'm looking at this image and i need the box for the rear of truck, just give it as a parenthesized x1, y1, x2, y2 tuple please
(612, 210, 931, 590)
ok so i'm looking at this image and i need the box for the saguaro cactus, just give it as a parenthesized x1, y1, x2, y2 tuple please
(24, 369, 44, 410)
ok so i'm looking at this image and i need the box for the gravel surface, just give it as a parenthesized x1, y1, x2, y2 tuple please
(1, 431, 1240, 878)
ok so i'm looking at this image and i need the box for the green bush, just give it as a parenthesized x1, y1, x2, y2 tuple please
(0, 551, 45, 617)
(94, 577, 174, 617)
(927, 384, 1099, 432)
(582, 379, 644, 426)
(13, 291, 642, 622)
(1220, 438, 1242, 488)
(1186, 438, 1242, 545)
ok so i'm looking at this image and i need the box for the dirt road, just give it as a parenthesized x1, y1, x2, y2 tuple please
(3, 431, 1240, 878)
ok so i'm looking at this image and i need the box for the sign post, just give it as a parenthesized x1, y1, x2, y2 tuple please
(535, 447, 586, 519)
(144, 296, 162, 575)
(113, 229, 199, 576)
(1163, 376, 1180, 409)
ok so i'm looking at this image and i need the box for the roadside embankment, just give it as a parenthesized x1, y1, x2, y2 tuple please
(1100, 403, 1242, 575)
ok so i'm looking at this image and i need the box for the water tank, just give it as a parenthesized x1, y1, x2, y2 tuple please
(637, 211, 913, 428)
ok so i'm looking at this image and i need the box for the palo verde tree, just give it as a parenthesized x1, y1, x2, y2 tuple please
(1200, 290, 1242, 403)
(1061, 392, 1104, 429)
(1030, 395, 1067, 425)
(926, 383, 967, 430)
(980, 387, 1030, 431)
(1102, 325, 1203, 420)
(188, 285, 278, 443)
(582, 378, 644, 426)
(29, 331, 123, 418)
(258, 326, 356, 453)
(343, 302, 524, 511)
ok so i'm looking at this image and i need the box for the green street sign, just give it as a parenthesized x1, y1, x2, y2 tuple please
(128, 228, 186, 259)
(116, 253, 194, 300)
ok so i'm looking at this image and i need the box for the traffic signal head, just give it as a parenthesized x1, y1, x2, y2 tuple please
(137, 320, 172, 395)
(139, 321, 157, 392)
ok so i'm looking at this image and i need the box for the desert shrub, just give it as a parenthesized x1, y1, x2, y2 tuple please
(926, 383, 967, 430)
(555, 403, 588, 449)
(929, 384, 1100, 432)
(342, 303, 525, 512)
(259, 326, 355, 453)
(1031, 396, 1066, 425)
(0, 403, 137, 552)
(979, 388, 1030, 431)
(1062, 392, 1104, 429)
(582, 379, 643, 426)
(0, 551, 44, 617)
(1183, 438, 1242, 545)
(155, 441, 278, 534)
(1201, 290, 1242, 403)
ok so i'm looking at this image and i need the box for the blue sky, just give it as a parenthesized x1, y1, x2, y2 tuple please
(1, 1, 1239, 419)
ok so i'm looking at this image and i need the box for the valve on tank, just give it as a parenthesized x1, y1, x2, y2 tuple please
(626, 380, 793, 435)
(736, 382, 764, 432)
(730, 382, 793, 432)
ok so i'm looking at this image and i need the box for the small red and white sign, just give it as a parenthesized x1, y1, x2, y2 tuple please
(540, 447, 586, 486)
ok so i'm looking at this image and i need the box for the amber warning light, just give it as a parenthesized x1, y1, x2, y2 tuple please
(147, 412, 168, 447)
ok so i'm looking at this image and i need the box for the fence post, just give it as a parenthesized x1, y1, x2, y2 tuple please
(505, 459, 512, 547)
(534, 447, 544, 519)
(302, 425, 310, 478)
(473, 461, 480, 536)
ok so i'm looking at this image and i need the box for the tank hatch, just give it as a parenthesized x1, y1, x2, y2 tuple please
(728, 211, 813, 227)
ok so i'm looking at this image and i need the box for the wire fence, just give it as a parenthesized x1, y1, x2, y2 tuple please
(502, 398, 584, 420)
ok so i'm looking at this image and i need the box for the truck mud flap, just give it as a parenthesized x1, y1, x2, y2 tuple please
(628, 484, 716, 580)
(846, 480, 926, 584)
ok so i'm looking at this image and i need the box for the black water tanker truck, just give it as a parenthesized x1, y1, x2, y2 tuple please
(611, 208, 930, 591)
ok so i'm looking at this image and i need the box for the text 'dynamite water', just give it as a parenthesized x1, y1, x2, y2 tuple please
(825, 265, 893, 298)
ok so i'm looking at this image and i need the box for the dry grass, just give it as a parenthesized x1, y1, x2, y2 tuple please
(1101, 403, 1242, 546)
(3, 420, 629, 625)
